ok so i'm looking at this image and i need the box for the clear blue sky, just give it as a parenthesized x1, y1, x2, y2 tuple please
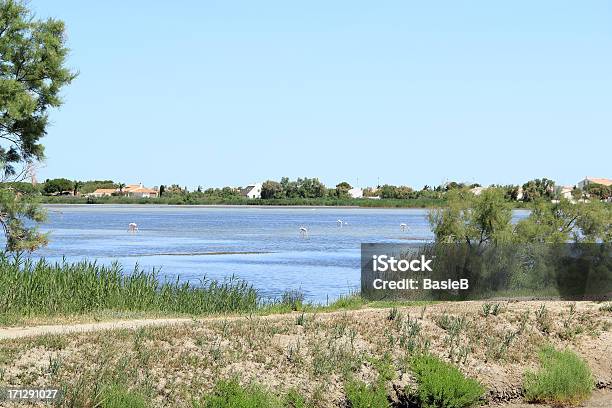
(31, 1, 611, 189)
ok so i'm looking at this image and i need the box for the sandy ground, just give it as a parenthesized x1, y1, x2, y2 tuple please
(1, 301, 611, 407)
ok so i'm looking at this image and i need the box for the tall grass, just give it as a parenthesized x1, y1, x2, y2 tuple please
(523, 346, 593, 405)
(409, 354, 484, 408)
(0, 255, 257, 316)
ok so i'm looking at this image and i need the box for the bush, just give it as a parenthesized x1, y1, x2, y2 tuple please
(409, 354, 484, 408)
(99, 385, 148, 408)
(345, 379, 389, 408)
(198, 379, 282, 408)
(523, 346, 593, 405)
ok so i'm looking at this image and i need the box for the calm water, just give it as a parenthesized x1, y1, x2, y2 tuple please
(32, 205, 526, 303)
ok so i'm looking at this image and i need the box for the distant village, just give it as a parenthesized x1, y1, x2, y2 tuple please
(18, 176, 612, 204)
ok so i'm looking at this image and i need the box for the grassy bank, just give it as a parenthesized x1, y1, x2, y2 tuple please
(1, 301, 608, 407)
(0, 255, 429, 325)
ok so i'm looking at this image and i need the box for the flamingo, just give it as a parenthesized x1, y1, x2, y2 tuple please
(299, 226, 309, 238)
(128, 222, 139, 233)
(400, 223, 408, 232)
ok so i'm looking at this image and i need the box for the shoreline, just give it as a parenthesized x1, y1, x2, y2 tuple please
(42, 203, 428, 210)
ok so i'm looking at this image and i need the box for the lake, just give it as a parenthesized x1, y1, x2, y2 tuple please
(32, 205, 526, 303)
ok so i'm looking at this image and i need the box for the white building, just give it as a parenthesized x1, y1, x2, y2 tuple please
(469, 186, 486, 196)
(241, 183, 262, 199)
(348, 187, 363, 199)
(556, 185, 574, 200)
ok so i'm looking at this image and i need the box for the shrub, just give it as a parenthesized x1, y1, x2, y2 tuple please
(281, 289, 304, 311)
(523, 346, 593, 405)
(409, 354, 484, 408)
(283, 388, 306, 408)
(198, 379, 281, 408)
(99, 385, 148, 408)
(345, 379, 389, 408)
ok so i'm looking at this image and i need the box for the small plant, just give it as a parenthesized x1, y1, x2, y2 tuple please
(599, 303, 612, 312)
(434, 313, 467, 335)
(295, 312, 306, 326)
(281, 289, 305, 311)
(482, 302, 504, 317)
(516, 311, 529, 335)
(481, 303, 492, 316)
(47, 355, 62, 377)
(369, 352, 395, 383)
(387, 307, 401, 321)
(523, 346, 593, 406)
(409, 354, 484, 408)
(345, 379, 389, 408)
(197, 378, 282, 407)
(283, 388, 306, 408)
(99, 385, 149, 408)
(485, 327, 522, 362)
(535, 304, 552, 334)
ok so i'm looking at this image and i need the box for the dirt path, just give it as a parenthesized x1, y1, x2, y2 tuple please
(0, 317, 193, 340)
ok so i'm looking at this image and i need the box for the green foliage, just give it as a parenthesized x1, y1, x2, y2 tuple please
(283, 389, 306, 408)
(344, 379, 389, 408)
(42, 177, 73, 194)
(334, 181, 352, 199)
(585, 183, 611, 200)
(261, 180, 284, 199)
(0, 188, 47, 251)
(0, 255, 258, 316)
(409, 354, 484, 408)
(523, 346, 593, 405)
(428, 188, 513, 245)
(78, 180, 117, 194)
(0, 0, 75, 251)
(100, 385, 149, 408)
(515, 199, 611, 243)
(279, 177, 327, 199)
(198, 379, 282, 408)
(521, 178, 555, 202)
(430, 190, 611, 245)
(379, 184, 414, 199)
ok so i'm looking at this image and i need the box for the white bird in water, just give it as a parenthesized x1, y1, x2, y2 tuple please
(128, 222, 139, 233)
(337, 219, 343, 227)
(299, 226, 309, 238)
(400, 223, 408, 232)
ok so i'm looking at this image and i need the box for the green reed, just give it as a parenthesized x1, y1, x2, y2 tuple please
(0, 254, 258, 317)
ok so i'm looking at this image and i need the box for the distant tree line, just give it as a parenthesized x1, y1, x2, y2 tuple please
(6, 176, 611, 204)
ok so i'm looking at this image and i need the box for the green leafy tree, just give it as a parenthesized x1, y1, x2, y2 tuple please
(72, 180, 81, 196)
(521, 178, 555, 202)
(428, 188, 513, 246)
(585, 183, 611, 200)
(335, 181, 352, 198)
(516, 199, 611, 243)
(0, 0, 75, 251)
(42, 178, 73, 195)
(261, 180, 283, 199)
